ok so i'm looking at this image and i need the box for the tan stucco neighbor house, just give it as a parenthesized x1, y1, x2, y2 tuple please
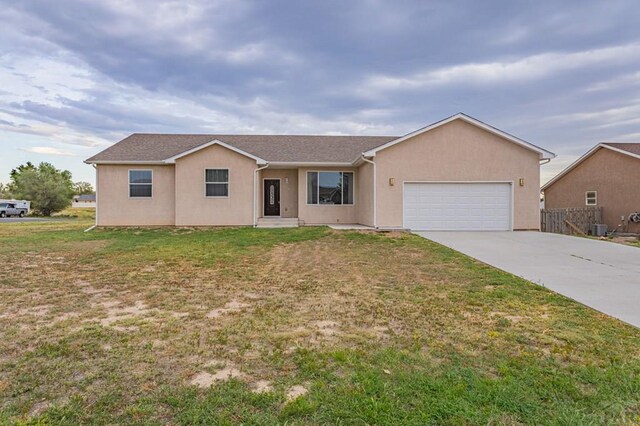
(542, 143, 640, 233)
(85, 113, 555, 231)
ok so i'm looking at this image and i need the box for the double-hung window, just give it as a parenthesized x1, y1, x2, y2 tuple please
(585, 191, 597, 206)
(205, 169, 229, 197)
(129, 170, 152, 197)
(307, 171, 354, 205)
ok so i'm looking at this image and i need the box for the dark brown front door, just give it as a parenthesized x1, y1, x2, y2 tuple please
(264, 179, 280, 216)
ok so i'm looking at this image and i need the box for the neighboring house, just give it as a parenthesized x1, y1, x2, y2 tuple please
(85, 113, 555, 231)
(542, 143, 640, 233)
(72, 194, 97, 208)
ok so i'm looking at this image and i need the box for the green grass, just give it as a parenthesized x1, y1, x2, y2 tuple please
(51, 207, 97, 220)
(1, 217, 640, 425)
(616, 238, 640, 248)
(588, 234, 640, 248)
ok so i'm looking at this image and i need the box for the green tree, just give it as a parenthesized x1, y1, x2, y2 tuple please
(73, 181, 94, 195)
(10, 162, 74, 216)
(0, 182, 11, 198)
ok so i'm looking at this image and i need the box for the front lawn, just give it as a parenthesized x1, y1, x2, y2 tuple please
(1, 217, 639, 424)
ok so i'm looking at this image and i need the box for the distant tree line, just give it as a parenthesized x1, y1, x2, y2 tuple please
(1, 162, 94, 216)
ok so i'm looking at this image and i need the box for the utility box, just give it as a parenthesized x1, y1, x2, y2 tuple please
(591, 224, 607, 236)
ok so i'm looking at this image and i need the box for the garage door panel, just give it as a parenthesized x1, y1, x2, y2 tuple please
(403, 183, 511, 231)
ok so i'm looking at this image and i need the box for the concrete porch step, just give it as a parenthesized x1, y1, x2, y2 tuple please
(256, 217, 300, 228)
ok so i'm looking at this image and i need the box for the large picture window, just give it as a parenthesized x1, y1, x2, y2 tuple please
(307, 171, 353, 205)
(129, 170, 152, 197)
(205, 169, 229, 197)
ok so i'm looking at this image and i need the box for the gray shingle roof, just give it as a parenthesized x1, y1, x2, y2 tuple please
(85, 133, 398, 164)
(602, 142, 640, 157)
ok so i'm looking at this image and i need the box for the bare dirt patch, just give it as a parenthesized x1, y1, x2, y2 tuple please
(29, 400, 51, 417)
(190, 362, 245, 388)
(206, 300, 251, 319)
(19, 305, 52, 317)
(313, 320, 340, 336)
(286, 385, 309, 402)
(252, 380, 273, 394)
(98, 304, 145, 327)
(190, 372, 216, 388)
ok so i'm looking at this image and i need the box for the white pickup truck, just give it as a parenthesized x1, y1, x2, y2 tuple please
(0, 201, 29, 217)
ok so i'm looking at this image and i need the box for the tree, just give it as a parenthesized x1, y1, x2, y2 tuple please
(73, 181, 94, 195)
(0, 182, 11, 199)
(10, 162, 74, 216)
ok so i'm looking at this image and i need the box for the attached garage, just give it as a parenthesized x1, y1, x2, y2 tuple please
(403, 182, 512, 231)
(366, 114, 555, 231)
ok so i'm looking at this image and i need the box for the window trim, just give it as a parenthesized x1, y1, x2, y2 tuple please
(128, 169, 153, 199)
(204, 168, 230, 198)
(585, 190, 597, 206)
(305, 170, 355, 206)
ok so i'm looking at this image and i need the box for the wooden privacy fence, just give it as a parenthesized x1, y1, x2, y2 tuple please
(540, 207, 603, 235)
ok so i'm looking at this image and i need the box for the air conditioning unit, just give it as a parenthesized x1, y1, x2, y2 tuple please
(591, 224, 607, 236)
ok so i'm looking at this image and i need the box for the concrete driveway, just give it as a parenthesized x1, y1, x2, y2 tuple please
(416, 231, 640, 328)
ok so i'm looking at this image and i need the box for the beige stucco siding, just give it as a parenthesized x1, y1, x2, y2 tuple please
(356, 162, 374, 226)
(259, 169, 298, 218)
(96, 164, 175, 226)
(174, 144, 256, 226)
(374, 119, 541, 230)
(297, 167, 358, 225)
(544, 148, 640, 233)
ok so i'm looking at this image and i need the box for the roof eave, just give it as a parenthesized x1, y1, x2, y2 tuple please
(267, 161, 354, 167)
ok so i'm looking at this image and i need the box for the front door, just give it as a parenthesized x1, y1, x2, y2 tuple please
(264, 179, 280, 216)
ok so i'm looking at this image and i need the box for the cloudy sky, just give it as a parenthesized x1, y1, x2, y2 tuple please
(1, 0, 639, 185)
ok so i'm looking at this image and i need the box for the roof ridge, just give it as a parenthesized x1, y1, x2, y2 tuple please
(130, 132, 398, 138)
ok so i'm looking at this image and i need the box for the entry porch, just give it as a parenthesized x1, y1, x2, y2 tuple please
(255, 167, 362, 227)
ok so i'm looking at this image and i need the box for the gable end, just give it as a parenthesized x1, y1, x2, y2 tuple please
(363, 113, 555, 160)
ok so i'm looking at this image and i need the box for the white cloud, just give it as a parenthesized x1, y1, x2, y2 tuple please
(611, 131, 640, 141)
(586, 71, 640, 92)
(0, 54, 95, 106)
(543, 101, 640, 128)
(359, 43, 640, 93)
(20, 146, 78, 156)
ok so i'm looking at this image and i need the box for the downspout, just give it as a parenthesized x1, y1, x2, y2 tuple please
(539, 158, 551, 165)
(360, 156, 377, 228)
(253, 163, 270, 227)
(84, 164, 97, 232)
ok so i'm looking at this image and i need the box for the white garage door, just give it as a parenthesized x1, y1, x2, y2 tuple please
(403, 182, 512, 231)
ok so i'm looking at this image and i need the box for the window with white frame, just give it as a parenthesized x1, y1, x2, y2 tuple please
(205, 169, 229, 197)
(129, 170, 152, 197)
(307, 171, 354, 205)
(585, 191, 597, 206)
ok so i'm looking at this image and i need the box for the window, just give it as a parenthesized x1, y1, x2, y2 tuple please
(205, 169, 229, 197)
(585, 191, 597, 206)
(307, 171, 354, 205)
(129, 170, 152, 197)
